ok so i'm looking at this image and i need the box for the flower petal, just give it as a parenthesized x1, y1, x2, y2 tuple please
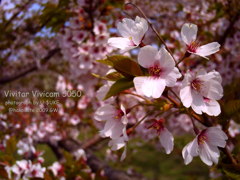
(181, 23, 198, 45)
(203, 99, 221, 116)
(100, 119, 118, 138)
(182, 137, 199, 165)
(198, 71, 223, 100)
(117, 18, 135, 38)
(120, 145, 127, 161)
(138, 45, 159, 68)
(94, 104, 115, 121)
(180, 85, 192, 108)
(159, 128, 174, 154)
(199, 142, 220, 166)
(191, 91, 205, 115)
(158, 46, 175, 72)
(196, 69, 207, 76)
(109, 137, 126, 150)
(131, 16, 148, 45)
(196, 42, 220, 57)
(206, 127, 228, 148)
(133, 77, 166, 98)
(108, 37, 136, 53)
(117, 16, 148, 46)
(164, 67, 181, 87)
(96, 84, 111, 101)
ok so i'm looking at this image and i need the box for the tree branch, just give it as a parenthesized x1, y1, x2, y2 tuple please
(0, 48, 60, 85)
(2, 0, 32, 31)
(56, 139, 148, 180)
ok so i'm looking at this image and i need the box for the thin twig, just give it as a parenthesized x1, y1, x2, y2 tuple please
(168, 88, 181, 103)
(0, 48, 60, 85)
(176, 51, 190, 66)
(221, 147, 238, 165)
(121, 91, 152, 103)
(2, 0, 32, 31)
(187, 112, 200, 135)
(127, 112, 152, 135)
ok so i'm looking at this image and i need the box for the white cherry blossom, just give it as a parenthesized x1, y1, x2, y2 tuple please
(95, 103, 129, 160)
(182, 127, 228, 166)
(180, 69, 223, 116)
(108, 134, 128, 161)
(148, 119, 174, 154)
(228, 120, 240, 138)
(48, 162, 63, 177)
(5, 160, 46, 180)
(94, 104, 128, 139)
(181, 23, 220, 59)
(133, 45, 181, 98)
(108, 16, 148, 53)
(26, 163, 46, 179)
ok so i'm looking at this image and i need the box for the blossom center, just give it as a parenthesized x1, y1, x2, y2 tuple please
(129, 37, 136, 46)
(191, 78, 202, 92)
(148, 64, 162, 77)
(148, 119, 165, 134)
(114, 109, 124, 119)
(187, 41, 200, 53)
(203, 97, 210, 103)
(198, 131, 207, 145)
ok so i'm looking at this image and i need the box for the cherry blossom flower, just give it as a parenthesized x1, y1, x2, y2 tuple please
(69, 114, 81, 125)
(96, 82, 112, 101)
(108, 16, 148, 53)
(180, 69, 223, 116)
(5, 160, 46, 180)
(148, 119, 174, 154)
(96, 70, 115, 102)
(228, 120, 240, 138)
(182, 127, 228, 166)
(94, 104, 128, 139)
(6, 160, 30, 180)
(73, 149, 87, 160)
(108, 125, 128, 161)
(48, 162, 64, 177)
(181, 23, 220, 59)
(26, 163, 46, 179)
(133, 45, 181, 98)
(95, 103, 129, 160)
(17, 140, 36, 156)
(108, 136, 128, 161)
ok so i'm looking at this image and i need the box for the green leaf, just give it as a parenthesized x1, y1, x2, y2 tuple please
(91, 73, 108, 80)
(112, 56, 143, 77)
(105, 71, 124, 81)
(92, 72, 123, 81)
(96, 59, 113, 66)
(97, 55, 143, 77)
(222, 164, 240, 179)
(104, 78, 134, 99)
(5, 136, 17, 155)
(223, 100, 240, 117)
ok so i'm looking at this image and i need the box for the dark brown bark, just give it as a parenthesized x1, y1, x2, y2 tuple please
(0, 48, 60, 85)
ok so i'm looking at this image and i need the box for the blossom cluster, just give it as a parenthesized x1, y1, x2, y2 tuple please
(95, 16, 228, 166)
(0, 0, 239, 179)
(5, 160, 46, 180)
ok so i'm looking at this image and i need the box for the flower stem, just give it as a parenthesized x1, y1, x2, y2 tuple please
(127, 112, 152, 135)
(176, 51, 191, 66)
(221, 147, 238, 165)
(121, 91, 152, 103)
(187, 112, 200, 135)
